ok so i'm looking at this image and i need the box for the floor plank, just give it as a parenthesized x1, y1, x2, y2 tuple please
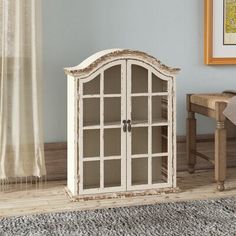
(1, 168, 236, 218)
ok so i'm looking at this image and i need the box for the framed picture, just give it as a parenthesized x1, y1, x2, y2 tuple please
(204, 0, 236, 64)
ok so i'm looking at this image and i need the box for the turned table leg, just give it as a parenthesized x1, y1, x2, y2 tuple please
(215, 102, 227, 191)
(186, 94, 196, 174)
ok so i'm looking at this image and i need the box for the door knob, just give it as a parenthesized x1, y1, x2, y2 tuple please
(123, 120, 127, 132)
(127, 120, 132, 132)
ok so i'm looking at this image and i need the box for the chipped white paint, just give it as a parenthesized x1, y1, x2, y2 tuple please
(66, 49, 180, 200)
(67, 75, 78, 195)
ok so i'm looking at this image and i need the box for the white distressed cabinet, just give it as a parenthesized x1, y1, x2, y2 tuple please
(65, 49, 180, 200)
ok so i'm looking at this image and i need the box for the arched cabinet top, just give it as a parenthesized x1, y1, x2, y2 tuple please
(64, 49, 181, 78)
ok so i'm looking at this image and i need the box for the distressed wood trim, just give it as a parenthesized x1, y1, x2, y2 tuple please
(64, 49, 181, 77)
(65, 186, 179, 202)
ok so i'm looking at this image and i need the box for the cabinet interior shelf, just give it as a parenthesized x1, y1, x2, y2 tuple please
(131, 92, 168, 97)
(82, 93, 168, 98)
(83, 156, 122, 161)
(82, 94, 122, 99)
(131, 119, 168, 126)
(83, 153, 168, 161)
(131, 153, 168, 159)
(83, 121, 121, 130)
(83, 119, 168, 130)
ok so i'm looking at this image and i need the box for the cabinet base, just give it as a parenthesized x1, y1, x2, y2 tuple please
(65, 186, 179, 202)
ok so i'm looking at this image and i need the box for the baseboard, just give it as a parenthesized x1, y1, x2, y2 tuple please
(45, 135, 236, 181)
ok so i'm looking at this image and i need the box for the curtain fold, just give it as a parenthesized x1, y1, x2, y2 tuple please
(0, 0, 46, 179)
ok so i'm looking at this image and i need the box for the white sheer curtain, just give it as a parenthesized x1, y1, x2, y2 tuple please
(0, 0, 46, 180)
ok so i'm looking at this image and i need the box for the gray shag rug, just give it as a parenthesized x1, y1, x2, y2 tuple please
(0, 198, 236, 236)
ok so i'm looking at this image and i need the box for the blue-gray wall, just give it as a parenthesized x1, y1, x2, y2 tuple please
(42, 0, 236, 142)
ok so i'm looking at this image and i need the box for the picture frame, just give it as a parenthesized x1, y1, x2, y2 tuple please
(204, 0, 236, 64)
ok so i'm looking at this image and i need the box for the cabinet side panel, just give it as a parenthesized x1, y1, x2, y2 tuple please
(172, 77, 177, 188)
(67, 76, 78, 195)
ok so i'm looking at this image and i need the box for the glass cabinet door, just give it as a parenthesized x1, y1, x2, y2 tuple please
(79, 61, 127, 194)
(127, 60, 171, 190)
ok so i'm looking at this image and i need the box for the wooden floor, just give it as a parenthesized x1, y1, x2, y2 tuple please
(1, 168, 236, 218)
